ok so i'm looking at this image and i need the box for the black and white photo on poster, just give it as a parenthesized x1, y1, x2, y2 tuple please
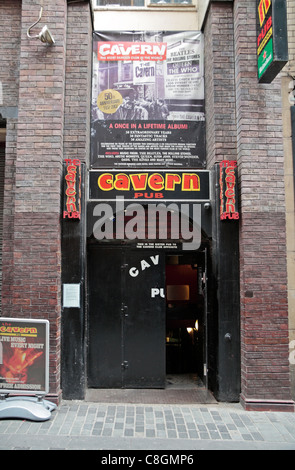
(91, 31, 205, 169)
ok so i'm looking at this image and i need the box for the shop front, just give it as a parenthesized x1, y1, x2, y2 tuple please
(61, 29, 241, 403)
(1, 0, 293, 411)
(86, 194, 211, 392)
(84, 162, 240, 402)
(87, 245, 209, 391)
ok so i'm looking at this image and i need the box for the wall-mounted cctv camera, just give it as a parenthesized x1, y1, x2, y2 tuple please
(27, 7, 55, 45)
(38, 25, 55, 45)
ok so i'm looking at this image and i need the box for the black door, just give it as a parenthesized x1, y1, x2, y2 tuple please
(122, 248, 166, 388)
(87, 245, 166, 388)
(87, 246, 123, 388)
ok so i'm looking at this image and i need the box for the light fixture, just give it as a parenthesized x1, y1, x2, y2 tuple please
(27, 7, 55, 45)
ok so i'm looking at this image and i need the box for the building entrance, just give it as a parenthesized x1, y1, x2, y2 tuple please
(87, 245, 166, 389)
(87, 244, 209, 392)
(165, 252, 207, 388)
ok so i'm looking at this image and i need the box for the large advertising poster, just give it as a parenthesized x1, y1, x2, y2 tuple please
(91, 31, 205, 169)
(0, 318, 49, 395)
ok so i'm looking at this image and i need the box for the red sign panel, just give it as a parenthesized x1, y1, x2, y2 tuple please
(63, 159, 81, 220)
(97, 42, 167, 61)
(219, 160, 239, 221)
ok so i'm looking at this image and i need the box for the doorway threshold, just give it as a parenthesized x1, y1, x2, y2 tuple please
(85, 374, 217, 404)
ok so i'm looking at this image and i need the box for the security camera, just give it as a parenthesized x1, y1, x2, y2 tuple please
(27, 7, 55, 46)
(38, 25, 55, 45)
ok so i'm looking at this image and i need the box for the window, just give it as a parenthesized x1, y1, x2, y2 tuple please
(150, 0, 192, 4)
(95, 0, 193, 7)
(96, 0, 145, 6)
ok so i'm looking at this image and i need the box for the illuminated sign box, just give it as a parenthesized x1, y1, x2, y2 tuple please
(257, 0, 288, 84)
(89, 169, 210, 202)
(219, 160, 239, 221)
(63, 159, 82, 221)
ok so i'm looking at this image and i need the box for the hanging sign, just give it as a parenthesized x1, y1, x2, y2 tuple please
(257, 0, 288, 83)
(219, 160, 239, 221)
(0, 318, 49, 395)
(63, 159, 81, 220)
(89, 169, 210, 202)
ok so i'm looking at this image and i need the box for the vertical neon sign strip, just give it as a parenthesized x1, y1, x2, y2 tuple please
(219, 160, 239, 221)
(63, 159, 81, 220)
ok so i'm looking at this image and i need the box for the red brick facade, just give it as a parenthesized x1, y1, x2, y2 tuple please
(0, 0, 93, 403)
(0, 0, 293, 409)
(204, 0, 293, 411)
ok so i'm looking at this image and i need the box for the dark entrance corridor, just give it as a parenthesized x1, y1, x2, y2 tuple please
(86, 244, 214, 403)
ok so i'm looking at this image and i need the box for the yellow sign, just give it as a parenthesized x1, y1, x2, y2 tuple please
(97, 89, 123, 114)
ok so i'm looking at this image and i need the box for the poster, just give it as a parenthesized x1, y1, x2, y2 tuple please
(0, 318, 49, 395)
(91, 31, 205, 169)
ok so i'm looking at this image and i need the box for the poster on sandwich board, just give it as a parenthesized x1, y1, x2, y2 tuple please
(0, 318, 49, 395)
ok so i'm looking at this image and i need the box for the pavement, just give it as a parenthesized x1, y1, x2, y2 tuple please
(0, 399, 295, 451)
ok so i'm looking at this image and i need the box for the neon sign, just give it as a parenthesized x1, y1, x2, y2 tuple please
(219, 160, 239, 221)
(258, 0, 271, 26)
(257, 0, 288, 83)
(63, 159, 81, 220)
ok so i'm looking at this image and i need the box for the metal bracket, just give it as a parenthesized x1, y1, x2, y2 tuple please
(121, 304, 128, 317)
(26, 7, 55, 45)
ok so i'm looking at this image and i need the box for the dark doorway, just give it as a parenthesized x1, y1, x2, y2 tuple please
(165, 252, 206, 387)
(87, 243, 209, 393)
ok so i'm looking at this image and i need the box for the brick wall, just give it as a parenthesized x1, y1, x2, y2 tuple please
(204, 1, 237, 169)
(283, 0, 295, 401)
(0, 0, 21, 313)
(0, 0, 21, 107)
(0, 0, 92, 402)
(204, 0, 293, 409)
(235, 0, 292, 409)
(1, 0, 67, 401)
(64, 2, 93, 163)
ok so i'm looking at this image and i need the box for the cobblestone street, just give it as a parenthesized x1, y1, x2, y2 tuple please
(1, 400, 295, 450)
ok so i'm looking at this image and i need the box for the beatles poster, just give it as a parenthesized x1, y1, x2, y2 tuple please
(91, 31, 205, 169)
(0, 318, 49, 395)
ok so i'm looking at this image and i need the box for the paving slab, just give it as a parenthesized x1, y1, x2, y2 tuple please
(0, 400, 295, 451)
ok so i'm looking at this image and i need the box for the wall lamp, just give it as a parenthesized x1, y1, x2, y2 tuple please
(27, 7, 55, 45)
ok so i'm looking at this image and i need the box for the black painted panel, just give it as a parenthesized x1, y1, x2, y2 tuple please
(87, 247, 123, 387)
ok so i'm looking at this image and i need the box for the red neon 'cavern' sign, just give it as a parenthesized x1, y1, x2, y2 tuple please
(63, 159, 81, 220)
(219, 160, 239, 221)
